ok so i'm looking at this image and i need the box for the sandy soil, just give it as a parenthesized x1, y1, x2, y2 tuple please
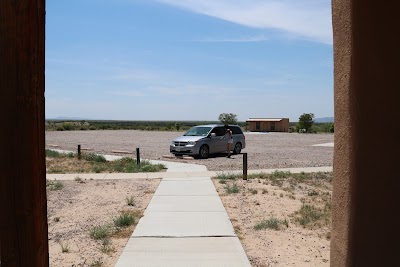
(47, 178, 160, 266)
(212, 173, 332, 267)
(47, 174, 332, 267)
(45, 130, 334, 171)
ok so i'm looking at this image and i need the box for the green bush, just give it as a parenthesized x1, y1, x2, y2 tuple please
(46, 180, 64, 190)
(225, 183, 240, 194)
(82, 153, 107, 162)
(216, 172, 241, 180)
(126, 195, 135, 206)
(46, 149, 61, 157)
(254, 218, 281, 230)
(92, 164, 107, 173)
(60, 241, 69, 253)
(117, 159, 165, 173)
(62, 123, 72, 131)
(295, 204, 324, 226)
(89, 225, 110, 240)
(114, 212, 135, 227)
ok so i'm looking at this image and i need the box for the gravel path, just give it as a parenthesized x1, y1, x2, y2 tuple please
(45, 130, 334, 171)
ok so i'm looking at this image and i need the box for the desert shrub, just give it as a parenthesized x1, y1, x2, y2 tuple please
(225, 183, 240, 194)
(126, 195, 135, 206)
(89, 258, 104, 267)
(124, 159, 165, 173)
(82, 153, 107, 162)
(60, 241, 69, 253)
(100, 238, 115, 254)
(254, 218, 281, 230)
(249, 189, 258, 194)
(296, 204, 322, 225)
(89, 225, 110, 240)
(216, 172, 241, 180)
(293, 203, 332, 228)
(46, 180, 64, 190)
(46, 149, 61, 157)
(92, 164, 107, 173)
(271, 170, 291, 178)
(114, 211, 135, 227)
(62, 123, 72, 130)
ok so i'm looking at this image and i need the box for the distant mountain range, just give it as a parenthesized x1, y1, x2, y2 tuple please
(314, 117, 334, 123)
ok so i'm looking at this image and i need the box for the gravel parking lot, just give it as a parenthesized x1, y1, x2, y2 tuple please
(45, 130, 334, 171)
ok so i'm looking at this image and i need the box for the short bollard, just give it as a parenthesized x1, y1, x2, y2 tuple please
(243, 153, 248, 180)
(136, 147, 140, 164)
(78, 144, 81, 160)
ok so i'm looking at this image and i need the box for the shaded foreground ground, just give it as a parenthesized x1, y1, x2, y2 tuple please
(213, 172, 332, 267)
(47, 178, 160, 266)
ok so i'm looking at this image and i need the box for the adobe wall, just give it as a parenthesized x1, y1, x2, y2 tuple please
(331, 0, 399, 266)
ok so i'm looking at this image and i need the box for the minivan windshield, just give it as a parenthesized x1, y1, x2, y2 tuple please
(183, 126, 212, 136)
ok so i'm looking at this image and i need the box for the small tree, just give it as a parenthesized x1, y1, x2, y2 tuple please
(297, 113, 315, 133)
(175, 122, 181, 131)
(218, 113, 238, 125)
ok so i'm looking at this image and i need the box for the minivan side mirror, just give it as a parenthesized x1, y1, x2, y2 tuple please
(210, 133, 216, 137)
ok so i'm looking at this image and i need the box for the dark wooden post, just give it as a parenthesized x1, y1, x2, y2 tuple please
(0, 1, 49, 266)
(136, 148, 140, 164)
(243, 153, 248, 180)
(78, 145, 81, 160)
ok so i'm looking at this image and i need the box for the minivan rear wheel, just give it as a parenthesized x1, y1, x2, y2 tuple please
(199, 145, 209, 159)
(233, 142, 242, 155)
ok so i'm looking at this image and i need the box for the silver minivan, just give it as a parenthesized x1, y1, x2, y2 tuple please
(170, 124, 246, 158)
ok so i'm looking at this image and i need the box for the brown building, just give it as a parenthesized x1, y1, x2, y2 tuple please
(246, 118, 290, 132)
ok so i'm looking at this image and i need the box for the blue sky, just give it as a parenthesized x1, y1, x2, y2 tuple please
(46, 0, 333, 122)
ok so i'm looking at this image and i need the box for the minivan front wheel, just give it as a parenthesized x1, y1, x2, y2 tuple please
(233, 142, 242, 155)
(199, 145, 209, 159)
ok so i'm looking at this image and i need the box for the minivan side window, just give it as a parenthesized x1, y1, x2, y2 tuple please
(211, 127, 225, 136)
(230, 126, 243, 135)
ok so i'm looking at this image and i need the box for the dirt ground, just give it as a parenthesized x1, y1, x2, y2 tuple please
(212, 172, 332, 267)
(46, 173, 332, 267)
(47, 178, 160, 266)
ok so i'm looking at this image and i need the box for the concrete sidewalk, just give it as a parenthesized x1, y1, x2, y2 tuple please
(114, 173, 251, 267)
(112, 166, 332, 266)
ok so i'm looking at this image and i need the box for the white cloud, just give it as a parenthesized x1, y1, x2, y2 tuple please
(157, 0, 332, 44)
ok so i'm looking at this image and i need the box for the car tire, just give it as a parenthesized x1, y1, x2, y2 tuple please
(233, 142, 242, 155)
(199, 145, 209, 159)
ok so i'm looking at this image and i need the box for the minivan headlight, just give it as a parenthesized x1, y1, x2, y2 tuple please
(187, 141, 197, 146)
